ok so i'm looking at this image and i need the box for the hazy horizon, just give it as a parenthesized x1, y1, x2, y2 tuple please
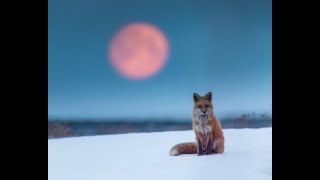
(48, 108, 272, 121)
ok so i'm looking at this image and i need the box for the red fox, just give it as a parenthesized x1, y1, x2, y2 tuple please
(170, 92, 224, 156)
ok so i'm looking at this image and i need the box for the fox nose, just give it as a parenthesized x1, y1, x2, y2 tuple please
(203, 111, 206, 114)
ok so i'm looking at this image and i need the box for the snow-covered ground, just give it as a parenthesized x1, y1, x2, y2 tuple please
(48, 128, 272, 180)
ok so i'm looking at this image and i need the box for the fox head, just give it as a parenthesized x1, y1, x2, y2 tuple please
(193, 92, 214, 123)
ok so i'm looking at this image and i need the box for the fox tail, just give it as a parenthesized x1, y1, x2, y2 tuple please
(170, 142, 197, 156)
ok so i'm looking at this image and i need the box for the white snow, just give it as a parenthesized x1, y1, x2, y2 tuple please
(48, 128, 272, 180)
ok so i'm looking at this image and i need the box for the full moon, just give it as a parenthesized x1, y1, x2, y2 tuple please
(108, 22, 169, 80)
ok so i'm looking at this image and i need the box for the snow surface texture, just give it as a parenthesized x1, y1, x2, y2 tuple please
(48, 128, 272, 180)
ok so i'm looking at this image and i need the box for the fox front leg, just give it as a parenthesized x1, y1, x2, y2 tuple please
(205, 138, 212, 155)
(197, 138, 204, 156)
(202, 134, 207, 151)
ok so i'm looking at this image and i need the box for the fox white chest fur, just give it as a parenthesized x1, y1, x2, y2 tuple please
(195, 123, 211, 134)
(194, 109, 212, 135)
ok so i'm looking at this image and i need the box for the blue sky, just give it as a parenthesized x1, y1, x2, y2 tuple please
(48, 0, 272, 119)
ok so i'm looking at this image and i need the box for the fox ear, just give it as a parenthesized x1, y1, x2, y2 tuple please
(205, 92, 213, 101)
(193, 93, 201, 103)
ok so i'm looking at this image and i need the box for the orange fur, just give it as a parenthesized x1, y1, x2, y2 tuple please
(170, 142, 197, 156)
(170, 92, 224, 156)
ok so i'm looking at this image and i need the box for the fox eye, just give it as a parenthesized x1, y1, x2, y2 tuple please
(205, 105, 209, 108)
(198, 106, 202, 108)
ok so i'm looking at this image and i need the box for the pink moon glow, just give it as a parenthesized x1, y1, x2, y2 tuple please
(108, 22, 169, 80)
